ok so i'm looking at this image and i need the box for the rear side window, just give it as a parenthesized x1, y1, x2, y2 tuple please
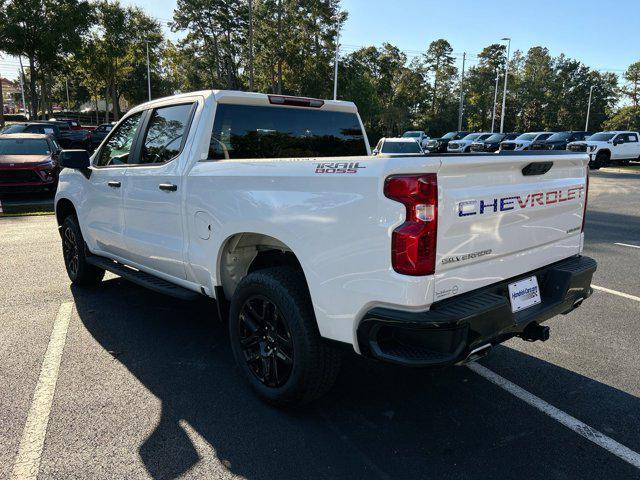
(381, 141, 422, 154)
(95, 112, 143, 166)
(625, 133, 638, 142)
(137, 103, 195, 165)
(209, 104, 367, 160)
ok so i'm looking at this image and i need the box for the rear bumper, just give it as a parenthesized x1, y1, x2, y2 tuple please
(357, 255, 597, 367)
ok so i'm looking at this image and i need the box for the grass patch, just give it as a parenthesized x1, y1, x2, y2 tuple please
(0, 202, 54, 217)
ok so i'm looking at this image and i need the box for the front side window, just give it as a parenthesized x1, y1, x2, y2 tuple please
(589, 133, 615, 142)
(209, 104, 367, 160)
(537, 133, 553, 141)
(137, 103, 194, 165)
(95, 112, 143, 167)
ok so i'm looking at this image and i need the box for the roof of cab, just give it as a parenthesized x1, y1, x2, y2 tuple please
(128, 89, 358, 115)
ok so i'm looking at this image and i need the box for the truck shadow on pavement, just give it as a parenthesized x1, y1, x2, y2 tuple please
(71, 280, 640, 480)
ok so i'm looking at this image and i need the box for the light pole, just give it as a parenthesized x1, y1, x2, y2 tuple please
(491, 70, 500, 133)
(457, 52, 466, 131)
(585, 85, 594, 131)
(145, 40, 152, 102)
(18, 56, 28, 119)
(65, 79, 70, 112)
(499, 37, 511, 133)
(332, 16, 341, 101)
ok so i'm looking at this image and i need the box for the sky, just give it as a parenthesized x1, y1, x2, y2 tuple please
(1, 0, 639, 81)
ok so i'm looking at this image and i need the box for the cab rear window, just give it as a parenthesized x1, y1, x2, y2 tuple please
(209, 104, 367, 160)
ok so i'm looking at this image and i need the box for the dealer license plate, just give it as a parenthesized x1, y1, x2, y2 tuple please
(508, 276, 542, 313)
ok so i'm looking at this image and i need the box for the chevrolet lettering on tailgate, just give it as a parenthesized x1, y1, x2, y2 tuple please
(457, 185, 585, 217)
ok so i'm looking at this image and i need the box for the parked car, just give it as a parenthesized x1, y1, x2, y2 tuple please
(50, 118, 83, 130)
(401, 131, 430, 148)
(470, 132, 520, 152)
(48, 121, 93, 150)
(54, 90, 596, 405)
(90, 123, 115, 149)
(568, 131, 640, 169)
(500, 132, 556, 151)
(0, 133, 61, 193)
(373, 137, 424, 156)
(529, 131, 592, 151)
(1, 122, 91, 150)
(425, 131, 469, 153)
(447, 132, 492, 153)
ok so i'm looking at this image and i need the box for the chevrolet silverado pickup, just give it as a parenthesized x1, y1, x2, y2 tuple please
(54, 90, 597, 405)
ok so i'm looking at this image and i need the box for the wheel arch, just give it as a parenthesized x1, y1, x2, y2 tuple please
(216, 232, 310, 303)
(55, 198, 78, 226)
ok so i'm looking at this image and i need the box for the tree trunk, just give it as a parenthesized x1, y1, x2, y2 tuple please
(28, 56, 38, 119)
(105, 85, 109, 123)
(112, 84, 119, 121)
(94, 93, 99, 125)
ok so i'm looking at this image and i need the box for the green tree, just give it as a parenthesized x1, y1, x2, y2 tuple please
(0, 0, 92, 118)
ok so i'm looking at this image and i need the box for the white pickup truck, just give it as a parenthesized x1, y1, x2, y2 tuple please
(567, 131, 640, 169)
(55, 90, 597, 405)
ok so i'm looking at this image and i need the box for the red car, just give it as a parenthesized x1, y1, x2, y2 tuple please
(0, 133, 61, 193)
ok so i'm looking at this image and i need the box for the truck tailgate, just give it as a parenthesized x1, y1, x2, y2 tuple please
(433, 153, 587, 302)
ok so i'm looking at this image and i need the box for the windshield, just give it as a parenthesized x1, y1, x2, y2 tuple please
(0, 138, 51, 155)
(547, 132, 571, 141)
(1, 125, 28, 134)
(441, 132, 457, 139)
(402, 132, 421, 138)
(381, 141, 422, 154)
(589, 133, 616, 142)
(485, 134, 505, 143)
(461, 133, 481, 141)
(516, 133, 537, 141)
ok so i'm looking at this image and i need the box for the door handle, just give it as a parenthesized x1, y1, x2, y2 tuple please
(107, 181, 121, 188)
(159, 183, 178, 192)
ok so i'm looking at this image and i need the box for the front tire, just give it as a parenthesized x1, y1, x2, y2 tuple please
(590, 151, 609, 170)
(229, 267, 341, 406)
(61, 216, 105, 286)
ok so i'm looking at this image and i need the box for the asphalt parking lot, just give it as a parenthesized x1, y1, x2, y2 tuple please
(1, 170, 639, 480)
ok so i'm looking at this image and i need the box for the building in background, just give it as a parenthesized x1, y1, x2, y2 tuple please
(1, 77, 21, 113)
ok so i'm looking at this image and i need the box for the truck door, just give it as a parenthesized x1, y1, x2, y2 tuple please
(624, 133, 639, 159)
(83, 112, 144, 258)
(122, 102, 197, 280)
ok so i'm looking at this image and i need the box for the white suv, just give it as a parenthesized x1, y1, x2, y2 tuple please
(447, 132, 492, 153)
(568, 131, 640, 169)
(500, 132, 555, 151)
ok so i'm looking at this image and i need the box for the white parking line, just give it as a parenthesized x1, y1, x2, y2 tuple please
(592, 285, 640, 303)
(469, 363, 640, 469)
(11, 302, 74, 480)
(614, 242, 640, 250)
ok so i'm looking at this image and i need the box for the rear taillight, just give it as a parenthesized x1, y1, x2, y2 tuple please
(384, 174, 438, 276)
(581, 170, 589, 232)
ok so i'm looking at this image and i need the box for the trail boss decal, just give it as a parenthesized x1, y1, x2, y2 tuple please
(315, 162, 365, 174)
(458, 185, 585, 217)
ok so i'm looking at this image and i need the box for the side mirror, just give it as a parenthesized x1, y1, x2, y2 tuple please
(372, 149, 379, 155)
(60, 149, 91, 169)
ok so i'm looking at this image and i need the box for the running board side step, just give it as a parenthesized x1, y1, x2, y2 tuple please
(86, 255, 200, 301)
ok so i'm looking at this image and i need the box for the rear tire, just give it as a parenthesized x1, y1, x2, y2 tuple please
(229, 267, 341, 406)
(61, 216, 105, 286)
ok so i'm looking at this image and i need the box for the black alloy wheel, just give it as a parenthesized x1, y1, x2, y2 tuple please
(62, 224, 80, 277)
(238, 294, 294, 388)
